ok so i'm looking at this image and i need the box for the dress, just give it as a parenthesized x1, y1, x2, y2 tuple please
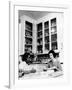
(19, 61, 33, 71)
(53, 58, 62, 71)
(48, 58, 63, 77)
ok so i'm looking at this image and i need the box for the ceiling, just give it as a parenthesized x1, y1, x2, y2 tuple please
(19, 10, 50, 20)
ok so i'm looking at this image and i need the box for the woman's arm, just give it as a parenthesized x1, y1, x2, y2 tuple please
(53, 58, 62, 71)
(47, 66, 57, 71)
(56, 61, 62, 71)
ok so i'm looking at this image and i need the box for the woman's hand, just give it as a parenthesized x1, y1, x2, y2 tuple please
(48, 66, 57, 70)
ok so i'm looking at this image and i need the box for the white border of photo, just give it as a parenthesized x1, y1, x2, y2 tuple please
(9, 1, 71, 88)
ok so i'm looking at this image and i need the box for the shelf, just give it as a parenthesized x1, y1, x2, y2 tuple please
(44, 27, 49, 30)
(25, 48, 32, 52)
(37, 30, 42, 32)
(51, 34, 57, 42)
(44, 28, 49, 37)
(25, 44, 32, 46)
(51, 32, 57, 35)
(25, 27, 32, 31)
(37, 38, 43, 45)
(45, 42, 49, 44)
(25, 44, 32, 48)
(25, 29, 32, 38)
(37, 37, 42, 39)
(25, 29, 32, 32)
(25, 36, 32, 39)
(37, 45, 43, 47)
(37, 45, 43, 53)
(51, 41, 58, 50)
(25, 21, 32, 30)
(51, 18, 56, 27)
(45, 43, 49, 50)
(51, 41, 57, 43)
(51, 27, 57, 34)
(45, 36, 49, 43)
(37, 31, 42, 38)
(44, 35, 49, 37)
(37, 44, 43, 46)
(37, 23, 42, 32)
(44, 21, 49, 29)
(51, 25, 56, 28)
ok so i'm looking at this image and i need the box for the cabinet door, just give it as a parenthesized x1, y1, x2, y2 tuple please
(37, 23, 43, 53)
(44, 21, 50, 51)
(24, 21, 33, 52)
(50, 18, 58, 50)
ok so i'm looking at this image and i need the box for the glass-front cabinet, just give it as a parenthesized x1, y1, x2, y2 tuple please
(37, 23, 43, 54)
(25, 21, 33, 52)
(44, 21, 50, 51)
(51, 18, 58, 50)
(19, 13, 63, 62)
(36, 17, 58, 54)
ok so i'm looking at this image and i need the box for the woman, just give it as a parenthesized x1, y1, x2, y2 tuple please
(47, 50, 63, 77)
(18, 56, 36, 78)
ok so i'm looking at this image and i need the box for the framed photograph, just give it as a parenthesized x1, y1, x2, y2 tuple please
(9, 1, 70, 88)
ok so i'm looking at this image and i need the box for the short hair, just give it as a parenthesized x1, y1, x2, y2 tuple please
(48, 50, 56, 58)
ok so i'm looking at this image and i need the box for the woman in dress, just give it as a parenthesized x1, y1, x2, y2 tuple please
(47, 50, 63, 77)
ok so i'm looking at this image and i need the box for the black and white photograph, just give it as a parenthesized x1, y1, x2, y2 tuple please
(0, 0, 72, 89)
(18, 10, 64, 79)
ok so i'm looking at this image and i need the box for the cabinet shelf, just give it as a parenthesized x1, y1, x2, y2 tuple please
(25, 21, 32, 30)
(37, 38, 43, 46)
(25, 44, 32, 48)
(25, 44, 32, 46)
(45, 43, 49, 44)
(25, 29, 32, 32)
(44, 21, 49, 29)
(45, 36, 49, 43)
(51, 41, 58, 50)
(37, 23, 42, 32)
(51, 27, 57, 34)
(37, 45, 43, 53)
(51, 32, 57, 35)
(44, 29, 49, 36)
(37, 30, 42, 32)
(45, 43, 49, 50)
(51, 40, 57, 43)
(44, 35, 49, 37)
(51, 18, 56, 27)
(44, 27, 49, 30)
(37, 28, 42, 38)
(37, 37, 42, 39)
(25, 36, 32, 39)
(51, 24, 56, 27)
(37, 44, 43, 46)
(51, 34, 57, 42)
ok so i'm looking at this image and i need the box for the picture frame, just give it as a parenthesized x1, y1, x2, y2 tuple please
(9, 1, 71, 88)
